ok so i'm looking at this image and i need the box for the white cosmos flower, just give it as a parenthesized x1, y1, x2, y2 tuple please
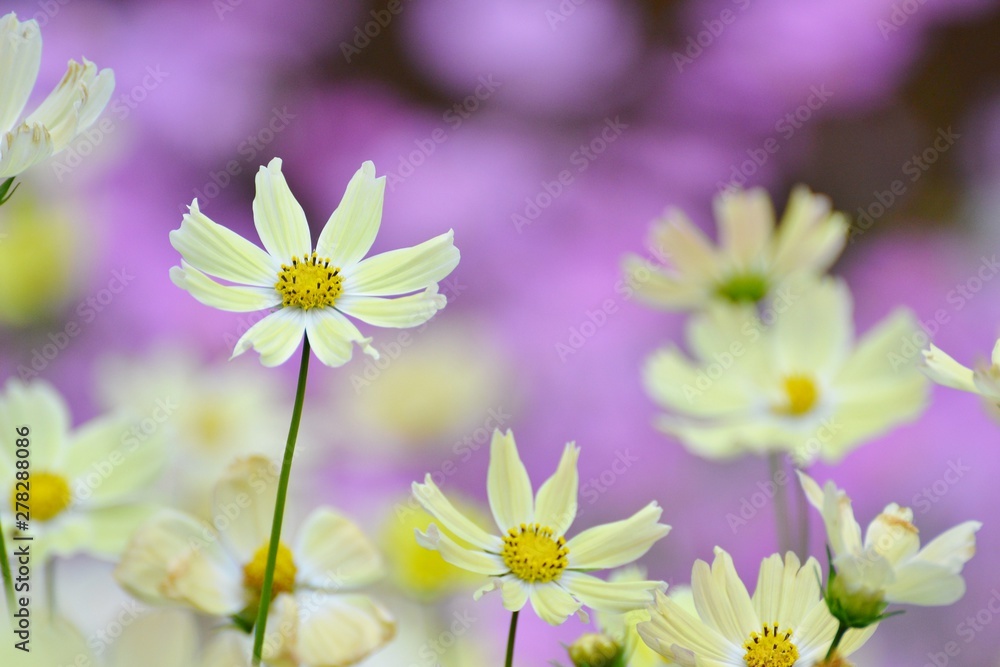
(643, 278, 928, 463)
(0, 379, 163, 561)
(921, 341, 1000, 403)
(412, 429, 671, 625)
(0, 12, 114, 179)
(798, 471, 981, 607)
(637, 548, 875, 667)
(169, 158, 459, 367)
(114, 456, 395, 667)
(622, 186, 847, 310)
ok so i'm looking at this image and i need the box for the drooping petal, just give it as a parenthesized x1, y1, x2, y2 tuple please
(297, 507, 385, 589)
(169, 200, 279, 286)
(884, 561, 966, 606)
(0, 14, 42, 134)
(920, 345, 978, 393)
(252, 157, 312, 263)
(296, 594, 396, 667)
(529, 582, 584, 625)
(335, 286, 446, 328)
(113, 509, 243, 615)
(212, 456, 277, 562)
(0, 379, 68, 470)
(533, 443, 579, 537)
(498, 575, 529, 611)
(411, 475, 502, 551)
(560, 571, 664, 613)
(170, 263, 280, 312)
(566, 502, 669, 570)
(316, 161, 385, 267)
(486, 429, 534, 531)
(341, 230, 458, 296)
(0, 122, 53, 179)
(912, 520, 981, 572)
(415, 524, 504, 575)
(304, 308, 376, 367)
(232, 307, 306, 367)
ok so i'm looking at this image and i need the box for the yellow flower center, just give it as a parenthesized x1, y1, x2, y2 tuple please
(742, 624, 798, 667)
(243, 541, 298, 599)
(774, 374, 818, 416)
(501, 523, 569, 583)
(275, 252, 342, 310)
(11, 471, 72, 522)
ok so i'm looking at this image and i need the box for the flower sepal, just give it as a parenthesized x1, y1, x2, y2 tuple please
(566, 632, 627, 667)
(823, 547, 900, 630)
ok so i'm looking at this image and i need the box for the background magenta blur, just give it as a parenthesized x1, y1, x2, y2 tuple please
(3, 0, 1000, 664)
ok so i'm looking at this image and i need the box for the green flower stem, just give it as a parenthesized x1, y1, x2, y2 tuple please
(251, 339, 311, 666)
(0, 518, 15, 625)
(768, 453, 792, 555)
(505, 610, 520, 667)
(795, 466, 811, 560)
(824, 620, 848, 661)
(0, 177, 18, 206)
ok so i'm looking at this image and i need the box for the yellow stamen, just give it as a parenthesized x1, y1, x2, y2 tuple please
(275, 252, 342, 310)
(11, 471, 72, 522)
(501, 523, 569, 583)
(774, 374, 818, 416)
(743, 624, 799, 667)
(243, 541, 297, 599)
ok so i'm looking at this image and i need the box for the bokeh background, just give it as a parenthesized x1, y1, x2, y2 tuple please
(3, 0, 1000, 664)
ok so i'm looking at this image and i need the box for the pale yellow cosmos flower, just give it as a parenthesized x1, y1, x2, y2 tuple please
(412, 429, 670, 625)
(169, 158, 459, 367)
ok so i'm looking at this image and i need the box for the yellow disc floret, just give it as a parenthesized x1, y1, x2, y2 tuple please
(12, 471, 72, 522)
(275, 252, 342, 310)
(243, 541, 298, 599)
(743, 624, 799, 667)
(501, 523, 569, 583)
(774, 374, 818, 416)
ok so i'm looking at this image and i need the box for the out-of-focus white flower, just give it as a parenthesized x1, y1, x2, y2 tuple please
(115, 456, 395, 667)
(921, 341, 1000, 403)
(637, 548, 875, 666)
(413, 429, 670, 625)
(623, 186, 847, 310)
(799, 471, 981, 614)
(0, 614, 95, 666)
(0, 379, 163, 561)
(94, 345, 293, 517)
(109, 609, 249, 667)
(0, 12, 114, 179)
(169, 158, 459, 367)
(644, 278, 928, 463)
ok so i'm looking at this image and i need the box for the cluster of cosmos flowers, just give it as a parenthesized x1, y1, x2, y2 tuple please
(0, 10, 988, 667)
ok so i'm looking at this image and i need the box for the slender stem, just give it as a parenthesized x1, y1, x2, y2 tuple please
(795, 465, 811, 560)
(0, 518, 15, 624)
(251, 340, 311, 665)
(768, 453, 791, 554)
(45, 558, 56, 620)
(824, 620, 848, 661)
(504, 610, 520, 667)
